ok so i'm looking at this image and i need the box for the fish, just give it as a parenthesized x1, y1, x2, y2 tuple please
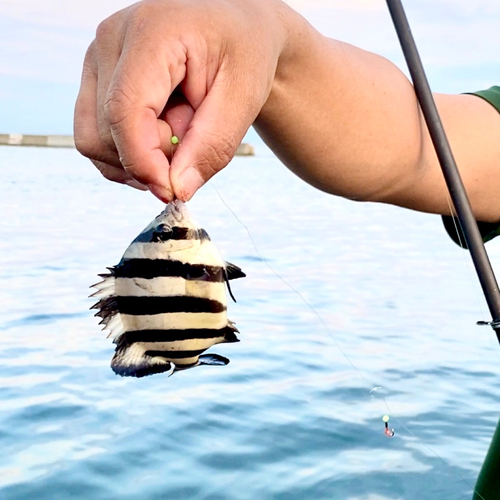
(90, 200, 245, 378)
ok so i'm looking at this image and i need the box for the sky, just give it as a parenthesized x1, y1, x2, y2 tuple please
(0, 0, 498, 135)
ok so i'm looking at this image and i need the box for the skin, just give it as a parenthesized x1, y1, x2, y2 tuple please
(74, 0, 500, 222)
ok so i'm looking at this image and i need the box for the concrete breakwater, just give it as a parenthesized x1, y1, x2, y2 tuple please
(0, 134, 75, 148)
(0, 133, 255, 155)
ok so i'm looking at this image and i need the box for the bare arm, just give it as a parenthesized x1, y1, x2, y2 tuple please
(74, 0, 500, 222)
(256, 15, 500, 221)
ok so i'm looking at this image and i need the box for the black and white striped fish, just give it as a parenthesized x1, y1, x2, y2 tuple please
(90, 201, 245, 378)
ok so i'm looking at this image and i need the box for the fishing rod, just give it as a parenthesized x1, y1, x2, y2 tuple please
(385, 0, 500, 342)
(385, 2, 500, 499)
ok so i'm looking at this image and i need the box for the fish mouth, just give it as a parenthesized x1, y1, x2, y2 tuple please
(161, 200, 189, 224)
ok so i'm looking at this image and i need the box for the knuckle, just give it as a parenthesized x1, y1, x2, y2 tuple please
(127, 1, 155, 27)
(74, 129, 99, 158)
(195, 132, 237, 176)
(104, 87, 132, 129)
(121, 157, 149, 183)
(95, 18, 114, 42)
(92, 160, 125, 184)
(102, 171, 122, 183)
(122, 162, 141, 181)
(74, 130, 119, 167)
(74, 134, 91, 157)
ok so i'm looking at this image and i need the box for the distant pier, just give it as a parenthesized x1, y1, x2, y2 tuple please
(0, 134, 255, 156)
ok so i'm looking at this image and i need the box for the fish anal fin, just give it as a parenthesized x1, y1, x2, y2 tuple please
(105, 317, 124, 340)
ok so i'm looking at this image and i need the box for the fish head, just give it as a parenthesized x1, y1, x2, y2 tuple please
(133, 201, 209, 246)
(154, 201, 210, 241)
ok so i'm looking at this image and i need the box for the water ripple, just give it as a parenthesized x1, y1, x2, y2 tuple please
(1, 147, 498, 499)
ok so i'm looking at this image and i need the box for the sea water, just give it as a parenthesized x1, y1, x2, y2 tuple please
(1, 144, 500, 499)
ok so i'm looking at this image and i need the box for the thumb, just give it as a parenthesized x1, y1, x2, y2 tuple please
(169, 79, 257, 201)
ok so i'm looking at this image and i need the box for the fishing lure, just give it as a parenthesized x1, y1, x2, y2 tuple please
(383, 415, 394, 438)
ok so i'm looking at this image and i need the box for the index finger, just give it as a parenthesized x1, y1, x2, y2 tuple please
(104, 37, 188, 202)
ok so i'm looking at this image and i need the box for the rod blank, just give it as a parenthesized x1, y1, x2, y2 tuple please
(386, 0, 500, 343)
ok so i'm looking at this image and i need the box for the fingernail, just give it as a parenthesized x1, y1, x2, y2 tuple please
(178, 167, 203, 201)
(147, 183, 173, 203)
(126, 179, 148, 191)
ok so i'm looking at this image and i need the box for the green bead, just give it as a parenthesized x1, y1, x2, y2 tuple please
(171, 136, 179, 145)
(382, 415, 390, 423)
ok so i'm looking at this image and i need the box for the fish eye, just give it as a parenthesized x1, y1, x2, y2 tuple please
(152, 224, 172, 242)
(155, 224, 170, 233)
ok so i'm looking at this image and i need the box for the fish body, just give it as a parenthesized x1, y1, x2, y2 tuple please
(91, 201, 245, 377)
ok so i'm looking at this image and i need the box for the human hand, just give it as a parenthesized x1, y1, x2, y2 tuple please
(74, 0, 289, 202)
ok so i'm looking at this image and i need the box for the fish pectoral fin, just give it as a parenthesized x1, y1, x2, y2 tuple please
(198, 353, 230, 366)
(224, 262, 245, 303)
(224, 269, 237, 303)
(225, 262, 246, 280)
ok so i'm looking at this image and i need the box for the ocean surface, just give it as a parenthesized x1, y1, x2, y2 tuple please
(2, 144, 500, 500)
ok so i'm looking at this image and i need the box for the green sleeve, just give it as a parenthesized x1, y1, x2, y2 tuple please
(467, 85, 500, 113)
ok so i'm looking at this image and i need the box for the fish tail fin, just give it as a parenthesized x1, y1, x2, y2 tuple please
(111, 343, 173, 378)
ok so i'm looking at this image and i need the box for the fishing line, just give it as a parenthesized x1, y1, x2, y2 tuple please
(386, 0, 500, 493)
(444, 193, 500, 368)
(209, 181, 373, 385)
(444, 194, 489, 323)
(441, 203, 498, 500)
(209, 180, 480, 496)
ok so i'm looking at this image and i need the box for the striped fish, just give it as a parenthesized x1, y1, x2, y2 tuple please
(90, 201, 245, 377)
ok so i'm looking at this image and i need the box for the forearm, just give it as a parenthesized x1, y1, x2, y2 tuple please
(255, 8, 500, 221)
(255, 13, 426, 202)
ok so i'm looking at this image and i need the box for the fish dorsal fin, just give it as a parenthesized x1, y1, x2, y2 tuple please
(91, 295, 116, 314)
(225, 262, 246, 280)
(89, 267, 125, 340)
(89, 271, 115, 300)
